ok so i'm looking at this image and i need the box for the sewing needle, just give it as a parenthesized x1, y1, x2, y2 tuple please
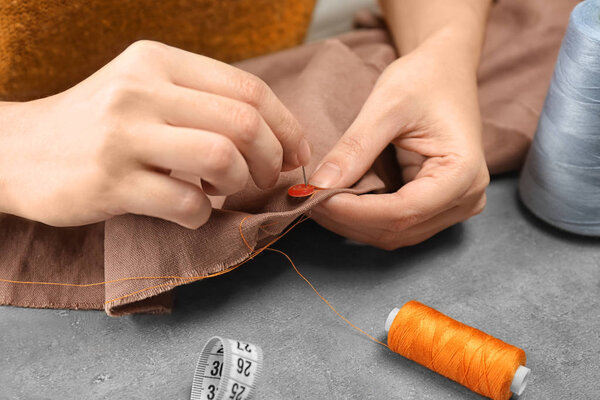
(288, 166, 315, 197)
(302, 166, 307, 186)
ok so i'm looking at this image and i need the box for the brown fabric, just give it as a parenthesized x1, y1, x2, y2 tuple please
(0, 0, 580, 315)
(478, 0, 581, 174)
(0, 0, 316, 101)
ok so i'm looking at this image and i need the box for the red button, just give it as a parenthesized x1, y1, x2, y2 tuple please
(287, 184, 316, 198)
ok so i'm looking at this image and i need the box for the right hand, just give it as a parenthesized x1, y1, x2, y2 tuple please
(0, 40, 311, 228)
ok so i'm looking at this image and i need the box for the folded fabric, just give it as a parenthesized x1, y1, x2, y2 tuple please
(0, 0, 579, 315)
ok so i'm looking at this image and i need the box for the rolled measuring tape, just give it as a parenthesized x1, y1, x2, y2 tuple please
(191, 337, 263, 400)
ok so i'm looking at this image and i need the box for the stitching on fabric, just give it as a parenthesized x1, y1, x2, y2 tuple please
(0, 276, 192, 287)
(0, 213, 310, 308)
(104, 257, 250, 304)
(104, 214, 309, 305)
(0, 215, 278, 288)
(239, 215, 253, 252)
(260, 220, 281, 229)
(258, 220, 283, 233)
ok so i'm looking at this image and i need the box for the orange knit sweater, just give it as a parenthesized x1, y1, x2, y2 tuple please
(0, 0, 316, 101)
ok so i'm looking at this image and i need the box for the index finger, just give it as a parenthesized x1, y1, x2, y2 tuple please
(154, 42, 310, 168)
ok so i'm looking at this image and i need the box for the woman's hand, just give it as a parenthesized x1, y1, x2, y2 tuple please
(309, 28, 489, 250)
(0, 40, 310, 228)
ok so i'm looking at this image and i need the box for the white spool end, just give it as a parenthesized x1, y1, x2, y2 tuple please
(510, 365, 531, 396)
(385, 307, 400, 334)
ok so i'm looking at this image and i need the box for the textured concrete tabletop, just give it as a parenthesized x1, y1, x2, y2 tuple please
(1, 176, 599, 400)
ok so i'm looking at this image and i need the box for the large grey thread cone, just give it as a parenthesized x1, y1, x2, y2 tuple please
(519, 0, 600, 237)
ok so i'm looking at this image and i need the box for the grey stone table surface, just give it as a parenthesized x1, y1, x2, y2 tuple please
(1, 176, 598, 400)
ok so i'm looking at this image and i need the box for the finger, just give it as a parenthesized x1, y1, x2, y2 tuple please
(116, 171, 212, 229)
(309, 91, 399, 189)
(310, 211, 376, 246)
(169, 171, 227, 208)
(314, 156, 473, 231)
(311, 208, 451, 249)
(134, 125, 249, 196)
(314, 190, 484, 233)
(374, 196, 487, 248)
(313, 194, 486, 250)
(158, 87, 283, 188)
(152, 43, 310, 167)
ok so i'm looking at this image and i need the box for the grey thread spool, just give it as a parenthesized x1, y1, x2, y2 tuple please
(519, 0, 600, 236)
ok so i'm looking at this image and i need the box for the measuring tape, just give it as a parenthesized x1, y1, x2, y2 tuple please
(191, 337, 263, 400)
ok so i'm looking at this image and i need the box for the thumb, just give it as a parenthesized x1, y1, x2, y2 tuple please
(309, 102, 394, 189)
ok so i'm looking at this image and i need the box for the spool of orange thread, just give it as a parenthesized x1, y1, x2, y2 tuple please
(385, 301, 530, 400)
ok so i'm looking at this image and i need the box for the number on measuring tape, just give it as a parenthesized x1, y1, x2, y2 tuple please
(191, 337, 263, 400)
(237, 358, 252, 377)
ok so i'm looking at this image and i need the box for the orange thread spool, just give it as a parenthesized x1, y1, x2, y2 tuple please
(385, 301, 530, 400)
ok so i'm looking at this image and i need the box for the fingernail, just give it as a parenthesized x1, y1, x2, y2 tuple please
(310, 162, 341, 188)
(297, 138, 312, 166)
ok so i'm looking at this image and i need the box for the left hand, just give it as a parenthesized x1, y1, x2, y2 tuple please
(309, 35, 490, 250)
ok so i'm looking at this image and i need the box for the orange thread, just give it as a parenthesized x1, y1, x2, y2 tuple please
(239, 215, 253, 252)
(259, 220, 282, 229)
(268, 248, 388, 348)
(103, 263, 244, 304)
(387, 300, 526, 400)
(0, 271, 235, 288)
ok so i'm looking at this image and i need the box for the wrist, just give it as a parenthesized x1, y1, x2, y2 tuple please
(417, 24, 484, 78)
(0, 101, 34, 216)
(0, 103, 14, 215)
(380, 0, 492, 74)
